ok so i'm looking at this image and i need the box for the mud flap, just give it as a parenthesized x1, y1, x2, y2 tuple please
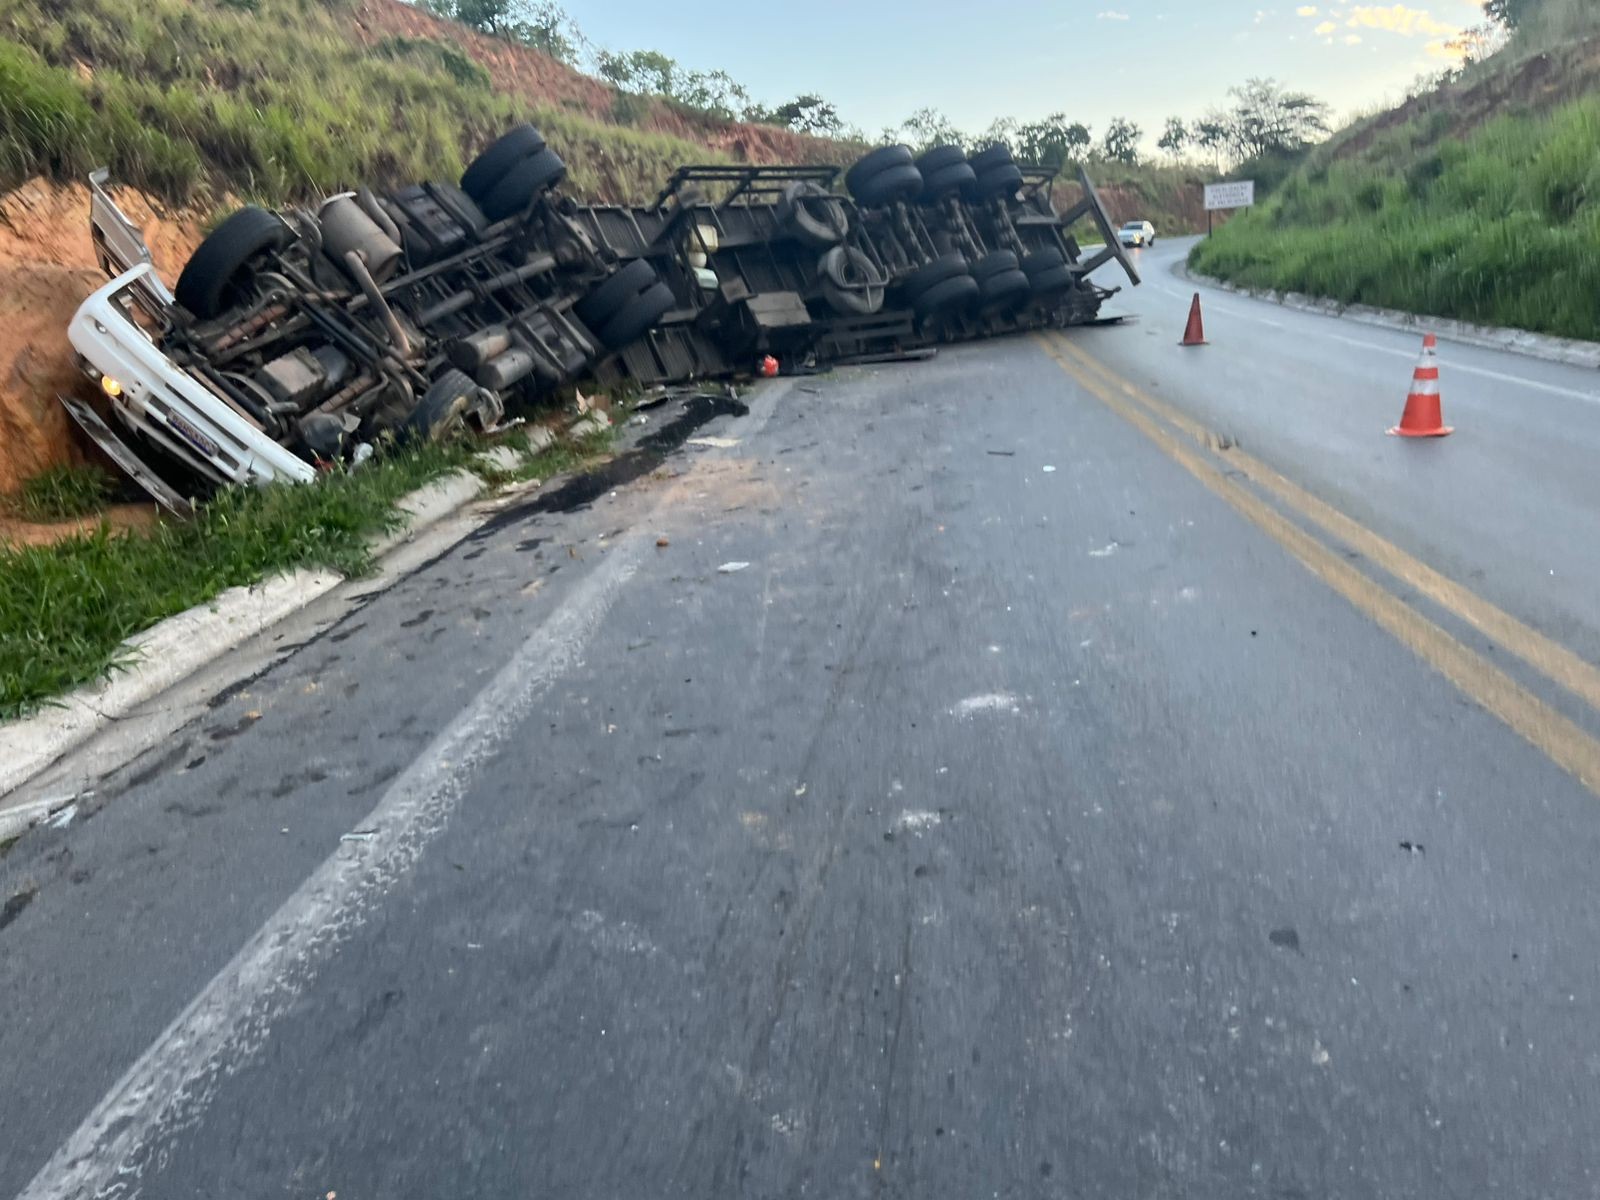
(1059, 168, 1141, 288)
(58, 394, 194, 516)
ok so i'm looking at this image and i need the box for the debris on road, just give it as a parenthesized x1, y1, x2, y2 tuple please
(717, 561, 751, 573)
(686, 436, 740, 449)
(1089, 542, 1120, 557)
(656, 536, 670, 548)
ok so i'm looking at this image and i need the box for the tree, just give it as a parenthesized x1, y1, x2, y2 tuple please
(766, 94, 843, 137)
(1193, 113, 1231, 170)
(899, 107, 965, 151)
(1098, 117, 1142, 165)
(425, 0, 582, 63)
(1483, 0, 1532, 28)
(595, 48, 677, 96)
(1014, 113, 1092, 170)
(1224, 78, 1329, 161)
(1157, 117, 1189, 161)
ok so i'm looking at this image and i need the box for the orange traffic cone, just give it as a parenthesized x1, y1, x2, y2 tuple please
(1179, 293, 1207, 346)
(1388, 334, 1453, 438)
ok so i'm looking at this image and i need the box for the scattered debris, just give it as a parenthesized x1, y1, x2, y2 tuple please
(47, 804, 78, 830)
(656, 536, 670, 548)
(1088, 542, 1120, 558)
(1042, 465, 1057, 473)
(340, 829, 378, 844)
(1312, 1040, 1331, 1067)
(687, 436, 740, 449)
(986, 449, 1016, 457)
(953, 692, 1021, 717)
(1269, 927, 1301, 953)
(717, 561, 751, 573)
(1400, 840, 1425, 855)
(894, 810, 944, 835)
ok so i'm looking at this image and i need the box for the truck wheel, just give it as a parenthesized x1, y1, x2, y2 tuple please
(920, 161, 977, 200)
(852, 162, 923, 208)
(598, 282, 674, 351)
(480, 148, 567, 221)
(900, 251, 969, 300)
(970, 163, 1025, 200)
(913, 273, 979, 317)
(914, 144, 967, 174)
(460, 125, 547, 203)
(971, 250, 1021, 283)
(575, 259, 658, 329)
(174, 206, 292, 319)
(778, 181, 849, 249)
(1021, 247, 1065, 275)
(844, 144, 913, 196)
(967, 144, 1015, 175)
(1028, 264, 1076, 295)
(978, 267, 1030, 310)
(405, 370, 479, 443)
(818, 246, 886, 315)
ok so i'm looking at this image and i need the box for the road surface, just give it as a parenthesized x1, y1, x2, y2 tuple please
(4, 243, 1600, 1198)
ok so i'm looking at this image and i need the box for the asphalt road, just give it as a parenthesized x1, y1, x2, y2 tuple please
(4, 257, 1600, 1198)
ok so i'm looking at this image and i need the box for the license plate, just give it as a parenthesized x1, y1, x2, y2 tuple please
(166, 410, 221, 459)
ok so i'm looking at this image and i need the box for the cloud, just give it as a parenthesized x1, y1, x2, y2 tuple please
(1344, 33, 1363, 42)
(1296, 4, 1318, 13)
(1313, 19, 1337, 34)
(1343, 5, 1460, 37)
(1096, 10, 1131, 18)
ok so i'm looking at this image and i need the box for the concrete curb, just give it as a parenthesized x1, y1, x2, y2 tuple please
(0, 468, 488, 820)
(1176, 258, 1600, 370)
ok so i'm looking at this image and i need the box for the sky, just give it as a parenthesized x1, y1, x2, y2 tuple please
(568, 1, 1490, 146)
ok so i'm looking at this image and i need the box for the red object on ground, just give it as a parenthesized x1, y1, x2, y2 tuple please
(758, 355, 779, 378)
(1179, 293, 1207, 346)
(1388, 333, 1453, 438)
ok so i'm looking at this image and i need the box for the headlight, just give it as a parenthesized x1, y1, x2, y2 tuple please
(100, 375, 123, 398)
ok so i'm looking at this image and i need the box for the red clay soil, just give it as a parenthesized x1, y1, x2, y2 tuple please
(349, 0, 846, 166)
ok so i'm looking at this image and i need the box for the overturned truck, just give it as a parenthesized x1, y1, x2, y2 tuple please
(65, 126, 1138, 507)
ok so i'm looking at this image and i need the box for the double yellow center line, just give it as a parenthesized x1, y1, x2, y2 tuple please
(1038, 331, 1600, 797)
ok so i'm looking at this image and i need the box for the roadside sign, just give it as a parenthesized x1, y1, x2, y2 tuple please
(1204, 180, 1256, 211)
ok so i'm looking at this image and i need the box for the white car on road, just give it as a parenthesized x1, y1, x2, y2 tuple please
(1118, 220, 1156, 249)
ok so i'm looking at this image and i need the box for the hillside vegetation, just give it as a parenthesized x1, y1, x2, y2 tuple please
(1190, 28, 1600, 341)
(0, 0, 843, 206)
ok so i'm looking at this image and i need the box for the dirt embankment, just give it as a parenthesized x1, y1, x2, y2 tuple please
(0, 180, 205, 496)
(350, 0, 847, 166)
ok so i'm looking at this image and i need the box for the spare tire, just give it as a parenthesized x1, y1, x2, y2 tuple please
(778, 181, 849, 249)
(575, 259, 658, 329)
(598, 281, 675, 351)
(480, 147, 567, 221)
(844, 144, 913, 196)
(900, 251, 969, 300)
(817, 246, 886, 316)
(853, 162, 923, 208)
(913, 273, 979, 317)
(460, 125, 547, 203)
(175, 206, 293, 320)
(405, 369, 479, 443)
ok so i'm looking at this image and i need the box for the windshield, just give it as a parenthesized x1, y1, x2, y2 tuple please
(1122, 222, 1144, 230)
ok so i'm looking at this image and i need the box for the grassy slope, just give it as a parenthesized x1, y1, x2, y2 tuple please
(1190, 36, 1600, 341)
(0, 0, 734, 205)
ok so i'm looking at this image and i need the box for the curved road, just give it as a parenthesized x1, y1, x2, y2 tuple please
(3, 251, 1600, 1197)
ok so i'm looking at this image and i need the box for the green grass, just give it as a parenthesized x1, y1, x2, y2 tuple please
(0, 442, 473, 718)
(1189, 87, 1600, 341)
(9, 463, 115, 520)
(0, 0, 729, 205)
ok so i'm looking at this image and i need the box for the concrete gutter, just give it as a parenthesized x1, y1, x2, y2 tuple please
(1176, 258, 1600, 371)
(0, 470, 486, 824)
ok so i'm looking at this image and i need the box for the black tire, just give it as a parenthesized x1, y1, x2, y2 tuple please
(1021, 247, 1066, 276)
(174, 206, 292, 319)
(844, 144, 913, 195)
(817, 246, 886, 315)
(971, 250, 1021, 283)
(919, 161, 977, 200)
(598, 281, 674, 351)
(914, 144, 967, 174)
(480, 147, 567, 221)
(900, 251, 969, 300)
(405, 369, 478, 443)
(970, 163, 1024, 200)
(854, 162, 923, 208)
(1028, 264, 1076, 295)
(978, 267, 1030, 309)
(575, 259, 658, 329)
(778, 181, 849, 249)
(967, 144, 1014, 174)
(913, 273, 979, 317)
(460, 125, 547, 203)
